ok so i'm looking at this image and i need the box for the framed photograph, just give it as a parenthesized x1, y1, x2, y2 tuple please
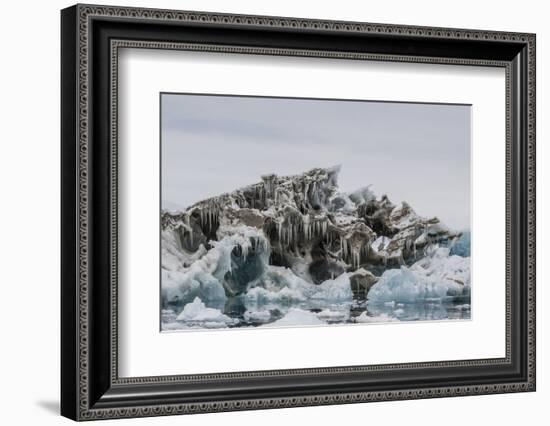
(61, 4, 536, 421)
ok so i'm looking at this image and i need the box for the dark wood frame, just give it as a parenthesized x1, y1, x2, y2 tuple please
(61, 3, 536, 421)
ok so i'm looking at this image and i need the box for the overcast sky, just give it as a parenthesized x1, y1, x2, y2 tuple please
(161, 93, 471, 230)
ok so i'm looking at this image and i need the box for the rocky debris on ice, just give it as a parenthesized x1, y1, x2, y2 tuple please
(349, 268, 379, 298)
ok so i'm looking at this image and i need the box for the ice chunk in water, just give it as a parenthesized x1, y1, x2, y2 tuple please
(266, 308, 326, 327)
(175, 297, 238, 328)
(245, 285, 306, 303)
(243, 310, 272, 322)
(317, 309, 350, 322)
(355, 312, 399, 323)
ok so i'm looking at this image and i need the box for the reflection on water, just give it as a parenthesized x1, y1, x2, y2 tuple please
(162, 293, 471, 330)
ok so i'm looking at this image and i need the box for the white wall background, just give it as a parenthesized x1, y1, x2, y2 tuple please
(0, 0, 546, 424)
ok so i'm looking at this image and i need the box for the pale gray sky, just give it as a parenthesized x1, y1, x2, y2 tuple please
(161, 94, 471, 230)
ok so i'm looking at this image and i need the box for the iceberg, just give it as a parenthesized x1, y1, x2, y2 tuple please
(367, 247, 469, 305)
(160, 165, 470, 330)
(161, 225, 270, 307)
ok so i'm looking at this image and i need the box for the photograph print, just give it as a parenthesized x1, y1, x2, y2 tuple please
(160, 93, 471, 331)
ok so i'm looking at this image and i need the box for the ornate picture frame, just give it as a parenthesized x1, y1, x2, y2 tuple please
(61, 4, 535, 421)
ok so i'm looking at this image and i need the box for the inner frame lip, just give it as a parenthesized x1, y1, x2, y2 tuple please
(108, 38, 513, 387)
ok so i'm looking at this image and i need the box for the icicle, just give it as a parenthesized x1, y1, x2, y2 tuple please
(283, 226, 288, 246)
(289, 224, 293, 246)
(341, 238, 347, 259)
(286, 225, 289, 246)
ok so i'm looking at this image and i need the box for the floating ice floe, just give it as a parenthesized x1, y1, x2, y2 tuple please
(173, 297, 238, 328)
(355, 312, 399, 323)
(454, 304, 471, 311)
(243, 310, 272, 323)
(245, 285, 306, 304)
(317, 308, 350, 322)
(265, 308, 326, 327)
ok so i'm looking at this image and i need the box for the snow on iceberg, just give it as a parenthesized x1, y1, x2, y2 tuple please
(370, 236, 391, 254)
(367, 247, 469, 304)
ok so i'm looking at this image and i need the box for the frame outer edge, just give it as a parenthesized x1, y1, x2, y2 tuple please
(68, 4, 536, 421)
(527, 33, 536, 390)
(61, 4, 80, 422)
